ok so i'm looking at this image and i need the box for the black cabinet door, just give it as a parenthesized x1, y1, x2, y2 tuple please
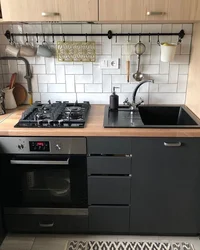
(130, 137, 200, 235)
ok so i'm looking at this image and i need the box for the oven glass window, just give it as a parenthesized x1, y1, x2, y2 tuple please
(1, 156, 87, 208)
(24, 169, 71, 204)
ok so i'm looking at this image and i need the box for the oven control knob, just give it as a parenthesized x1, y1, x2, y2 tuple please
(18, 144, 24, 149)
(56, 144, 61, 150)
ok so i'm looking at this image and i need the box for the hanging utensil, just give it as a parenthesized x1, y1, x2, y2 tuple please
(125, 36, 133, 83)
(133, 38, 146, 82)
(9, 73, 17, 89)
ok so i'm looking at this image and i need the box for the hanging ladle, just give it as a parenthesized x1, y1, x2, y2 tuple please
(133, 36, 146, 82)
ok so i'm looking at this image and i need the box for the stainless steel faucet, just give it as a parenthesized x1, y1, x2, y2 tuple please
(132, 79, 154, 108)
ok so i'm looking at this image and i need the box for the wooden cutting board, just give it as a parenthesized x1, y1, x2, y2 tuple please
(13, 83, 27, 106)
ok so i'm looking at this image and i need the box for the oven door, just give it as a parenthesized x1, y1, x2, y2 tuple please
(1, 155, 87, 209)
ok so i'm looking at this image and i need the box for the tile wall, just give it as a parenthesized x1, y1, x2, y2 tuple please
(0, 23, 192, 104)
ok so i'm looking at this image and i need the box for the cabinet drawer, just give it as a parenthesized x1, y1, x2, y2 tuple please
(5, 214, 88, 233)
(88, 176, 131, 205)
(87, 137, 131, 155)
(89, 206, 129, 233)
(87, 156, 131, 175)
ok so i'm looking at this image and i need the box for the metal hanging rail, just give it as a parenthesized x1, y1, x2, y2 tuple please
(4, 29, 185, 43)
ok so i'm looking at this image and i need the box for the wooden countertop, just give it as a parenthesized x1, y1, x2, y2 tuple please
(0, 105, 200, 137)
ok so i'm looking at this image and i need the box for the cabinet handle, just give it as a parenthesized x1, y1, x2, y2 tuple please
(164, 142, 182, 147)
(147, 11, 166, 16)
(42, 12, 60, 17)
(39, 222, 54, 228)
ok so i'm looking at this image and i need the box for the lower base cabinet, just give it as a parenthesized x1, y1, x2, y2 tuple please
(89, 206, 130, 233)
(5, 215, 88, 233)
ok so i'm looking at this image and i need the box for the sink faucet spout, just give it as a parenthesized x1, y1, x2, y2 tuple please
(132, 79, 154, 105)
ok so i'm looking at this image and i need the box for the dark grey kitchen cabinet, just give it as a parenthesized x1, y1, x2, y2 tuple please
(87, 137, 131, 154)
(5, 214, 88, 233)
(88, 176, 131, 205)
(130, 137, 200, 235)
(89, 206, 130, 233)
(87, 137, 132, 234)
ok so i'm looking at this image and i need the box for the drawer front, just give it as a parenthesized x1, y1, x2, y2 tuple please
(88, 176, 131, 205)
(87, 137, 131, 154)
(5, 214, 88, 233)
(87, 157, 131, 175)
(89, 206, 129, 233)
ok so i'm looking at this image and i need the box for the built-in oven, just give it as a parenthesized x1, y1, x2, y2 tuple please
(0, 137, 88, 233)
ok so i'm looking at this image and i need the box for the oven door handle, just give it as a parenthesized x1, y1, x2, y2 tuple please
(10, 159, 70, 165)
(39, 222, 54, 228)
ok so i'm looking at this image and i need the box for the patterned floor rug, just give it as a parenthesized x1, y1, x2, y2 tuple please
(67, 240, 195, 250)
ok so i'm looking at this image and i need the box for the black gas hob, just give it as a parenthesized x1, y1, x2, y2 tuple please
(15, 101, 90, 128)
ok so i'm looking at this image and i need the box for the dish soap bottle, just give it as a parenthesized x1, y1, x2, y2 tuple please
(109, 87, 119, 111)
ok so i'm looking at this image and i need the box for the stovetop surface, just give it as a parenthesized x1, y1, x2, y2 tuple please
(15, 101, 90, 128)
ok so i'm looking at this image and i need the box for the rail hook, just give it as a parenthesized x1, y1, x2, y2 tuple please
(52, 33, 55, 43)
(157, 34, 161, 46)
(36, 33, 39, 43)
(25, 33, 29, 44)
(63, 34, 65, 43)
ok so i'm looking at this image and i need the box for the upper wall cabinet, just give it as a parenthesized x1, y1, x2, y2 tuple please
(1, 0, 98, 22)
(99, 0, 200, 22)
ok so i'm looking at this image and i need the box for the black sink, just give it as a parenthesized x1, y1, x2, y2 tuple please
(138, 106, 198, 126)
(103, 105, 200, 128)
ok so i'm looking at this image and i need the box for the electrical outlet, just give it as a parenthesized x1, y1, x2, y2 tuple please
(100, 58, 120, 69)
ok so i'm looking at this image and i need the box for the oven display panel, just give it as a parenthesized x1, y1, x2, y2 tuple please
(29, 141, 50, 152)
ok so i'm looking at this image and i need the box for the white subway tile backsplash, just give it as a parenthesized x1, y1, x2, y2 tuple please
(102, 24, 121, 33)
(56, 65, 65, 83)
(149, 74, 169, 84)
(121, 83, 137, 93)
(112, 75, 127, 84)
(112, 45, 122, 57)
(149, 93, 185, 104)
(160, 61, 169, 74)
(75, 75, 93, 84)
(76, 84, 84, 93)
(93, 65, 102, 83)
(45, 57, 55, 74)
(183, 24, 193, 35)
(177, 75, 188, 93)
(0, 23, 192, 104)
(66, 65, 83, 74)
(85, 84, 102, 92)
(66, 75, 75, 92)
(83, 63, 93, 74)
(150, 45, 160, 64)
(32, 93, 41, 102)
(32, 75, 38, 92)
(39, 84, 47, 93)
(38, 75, 56, 84)
(41, 93, 76, 103)
(92, 24, 101, 34)
(103, 75, 112, 93)
(102, 37, 111, 55)
(8, 61, 18, 73)
(149, 83, 159, 93)
(159, 83, 177, 92)
(62, 24, 81, 33)
(77, 93, 110, 104)
(169, 65, 179, 83)
(35, 56, 45, 65)
(179, 65, 189, 75)
(143, 65, 159, 74)
(32, 65, 46, 74)
(48, 84, 65, 93)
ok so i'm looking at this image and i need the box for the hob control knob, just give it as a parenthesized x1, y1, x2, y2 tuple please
(56, 144, 61, 150)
